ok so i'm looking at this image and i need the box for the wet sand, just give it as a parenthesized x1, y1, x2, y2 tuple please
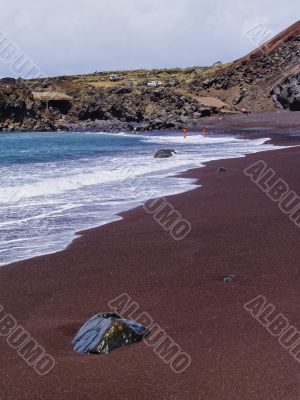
(0, 135, 300, 399)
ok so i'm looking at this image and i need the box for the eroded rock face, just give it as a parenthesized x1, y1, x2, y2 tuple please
(272, 74, 300, 111)
(72, 313, 148, 354)
(0, 79, 35, 122)
(75, 87, 215, 131)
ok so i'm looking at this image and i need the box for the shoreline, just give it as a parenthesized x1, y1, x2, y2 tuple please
(1, 140, 300, 398)
(0, 133, 290, 268)
(1, 110, 300, 135)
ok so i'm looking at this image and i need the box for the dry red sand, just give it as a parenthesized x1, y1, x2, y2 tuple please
(0, 142, 300, 399)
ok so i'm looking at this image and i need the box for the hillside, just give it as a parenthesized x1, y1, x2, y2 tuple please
(0, 20, 299, 132)
(188, 20, 300, 113)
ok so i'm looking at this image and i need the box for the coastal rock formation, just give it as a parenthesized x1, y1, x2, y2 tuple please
(72, 313, 148, 354)
(75, 87, 215, 132)
(0, 21, 299, 132)
(0, 79, 37, 123)
(154, 149, 176, 158)
(188, 21, 300, 113)
(272, 73, 300, 111)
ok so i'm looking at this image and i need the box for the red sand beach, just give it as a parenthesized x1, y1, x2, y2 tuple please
(1, 135, 300, 399)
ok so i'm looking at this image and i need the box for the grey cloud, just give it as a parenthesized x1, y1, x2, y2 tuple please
(0, 0, 298, 77)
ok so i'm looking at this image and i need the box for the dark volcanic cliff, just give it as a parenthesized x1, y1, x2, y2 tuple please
(188, 24, 300, 113)
(0, 20, 299, 132)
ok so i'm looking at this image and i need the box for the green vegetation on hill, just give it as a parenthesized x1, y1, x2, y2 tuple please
(29, 63, 231, 90)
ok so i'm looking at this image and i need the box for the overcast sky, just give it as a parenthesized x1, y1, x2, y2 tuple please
(0, 0, 298, 78)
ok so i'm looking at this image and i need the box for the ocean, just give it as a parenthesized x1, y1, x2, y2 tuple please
(0, 131, 280, 266)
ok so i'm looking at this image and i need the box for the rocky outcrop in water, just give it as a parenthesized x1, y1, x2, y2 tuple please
(154, 149, 176, 158)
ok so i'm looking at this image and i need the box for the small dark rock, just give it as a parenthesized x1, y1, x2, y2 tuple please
(218, 167, 227, 173)
(223, 274, 237, 283)
(199, 107, 212, 117)
(233, 92, 245, 104)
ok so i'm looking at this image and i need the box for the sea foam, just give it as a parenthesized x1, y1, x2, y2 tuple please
(0, 132, 285, 265)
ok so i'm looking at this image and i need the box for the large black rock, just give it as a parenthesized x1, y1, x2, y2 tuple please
(154, 149, 176, 158)
(72, 313, 148, 354)
(272, 74, 300, 111)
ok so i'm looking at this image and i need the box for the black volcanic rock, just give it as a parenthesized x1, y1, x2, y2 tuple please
(154, 149, 176, 158)
(272, 74, 300, 111)
(72, 313, 148, 354)
(0, 21, 299, 131)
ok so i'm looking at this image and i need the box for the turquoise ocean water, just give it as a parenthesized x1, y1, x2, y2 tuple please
(0, 131, 280, 265)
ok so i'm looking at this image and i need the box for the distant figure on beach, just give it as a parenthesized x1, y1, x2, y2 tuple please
(203, 128, 207, 136)
(183, 128, 187, 140)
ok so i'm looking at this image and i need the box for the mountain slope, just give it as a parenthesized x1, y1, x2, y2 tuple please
(188, 20, 300, 113)
(238, 20, 300, 61)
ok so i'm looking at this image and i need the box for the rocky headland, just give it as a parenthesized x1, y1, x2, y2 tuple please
(0, 20, 299, 132)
